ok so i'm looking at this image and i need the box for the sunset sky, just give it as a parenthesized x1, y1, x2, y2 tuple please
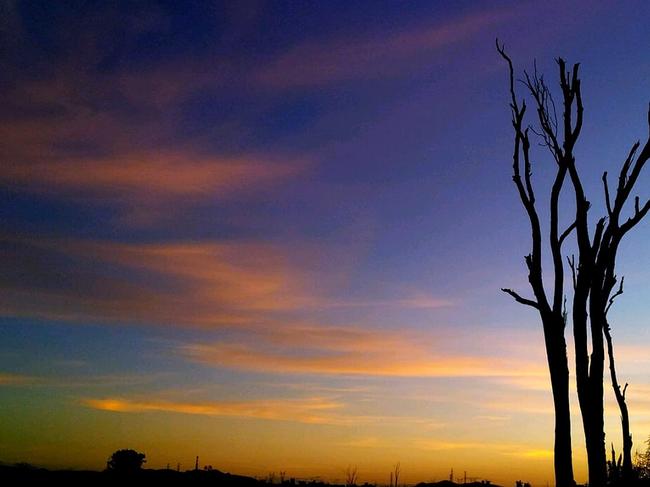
(1, 1, 650, 486)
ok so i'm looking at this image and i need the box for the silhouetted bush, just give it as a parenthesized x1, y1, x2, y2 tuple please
(106, 449, 146, 473)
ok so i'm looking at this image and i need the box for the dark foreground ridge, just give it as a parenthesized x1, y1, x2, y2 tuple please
(0, 463, 263, 487)
(415, 482, 503, 487)
(8, 463, 650, 487)
(0, 463, 510, 487)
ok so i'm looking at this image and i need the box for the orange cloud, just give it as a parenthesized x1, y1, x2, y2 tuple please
(84, 396, 356, 425)
(412, 438, 553, 459)
(2, 152, 301, 203)
(0, 237, 309, 327)
(0, 57, 303, 220)
(0, 236, 449, 328)
(0, 373, 36, 385)
(1, 69, 182, 161)
(82, 394, 460, 428)
(491, 374, 551, 392)
(313, 296, 453, 310)
(53, 239, 324, 314)
(257, 9, 513, 88)
(111, 61, 226, 110)
(183, 325, 544, 378)
(509, 449, 554, 459)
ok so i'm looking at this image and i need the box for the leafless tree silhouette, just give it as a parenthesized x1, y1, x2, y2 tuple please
(345, 465, 358, 487)
(497, 41, 577, 487)
(581, 115, 650, 484)
(390, 462, 400, 487)
(498, 40, 650, 487)
(561, 69, 649, 487)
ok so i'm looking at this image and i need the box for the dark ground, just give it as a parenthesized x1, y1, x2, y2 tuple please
(0, 464, 262, 486)
(12, 464, 650, 487)
(0, 464, 508, 487)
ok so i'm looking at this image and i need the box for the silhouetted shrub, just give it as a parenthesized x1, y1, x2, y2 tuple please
(635, 436, 650, 480)
(106, 449, 146, 473)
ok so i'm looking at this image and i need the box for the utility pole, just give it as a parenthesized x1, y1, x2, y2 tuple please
(195, 456, 199, 471)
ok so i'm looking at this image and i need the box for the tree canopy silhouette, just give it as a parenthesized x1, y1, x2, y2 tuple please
(497, 40, 650, 487)
(106, 449, 146, 473)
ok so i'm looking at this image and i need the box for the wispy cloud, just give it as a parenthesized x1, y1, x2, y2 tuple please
(256, 9, 514, 88)
(2, 151, 303, 204)
(313, 295, 453, 310)
(183, 325, 544, 378)
(82, 394, 455, 428)
(503, 448, 553, 459)
(0, 373, 36, 386)
(412, 438, 552, 459)
(491, 374, 551, 392)
(83, 396, 348, 425)
(0, 237, 307, 326)
(0, 236, 448, 327)
(338, 437, 386, 449)
(0, 48, 301, 223)
(482, 395, 557, 416)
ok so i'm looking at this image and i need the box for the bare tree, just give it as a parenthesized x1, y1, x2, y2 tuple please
(582, 116, 650, 484)
(390, 462, 400, 487)
(497, 41, 577, 487)
(345, 465, 358, 487)
(559, 70, 649, 487)
(498, 40, 650, 487)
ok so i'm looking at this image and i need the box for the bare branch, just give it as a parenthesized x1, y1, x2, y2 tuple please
(608, 106, 650, 239)
(592, 217, 607, 253)
(497, 41, 550, 314)
(496, 40, 519, 114)
(523, 129, 536, 204)
(567, 254, 577, 290)
(619, 198, 650, 236)
(501, 288, 540, 309)
(559, 221, 577, 246)
(523, 68, 562, 160)
(605, 276, 625, 316)
(603, 171, 613, 217)
(570, 63, 584, 147)
(613, 143, 641, 215)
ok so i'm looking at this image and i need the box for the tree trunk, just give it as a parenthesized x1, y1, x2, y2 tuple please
(604, 317, 633, 481)
(576, 375, 606, 487)
(621, 404, 633, 480)
(574, 280, 607, 487)
(586, 302, 607, 487)
(573, 284, 598, 485)
(586, 424, 606, 487)
(544, 317, 575, 487)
